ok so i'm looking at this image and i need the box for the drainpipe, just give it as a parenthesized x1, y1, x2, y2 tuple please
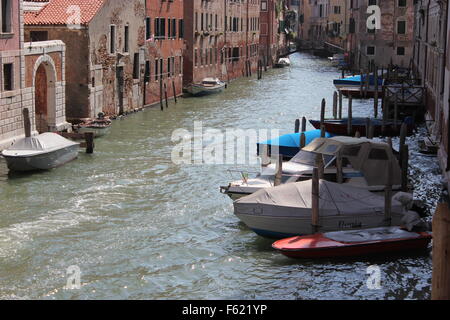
(424, 0, 431, 87)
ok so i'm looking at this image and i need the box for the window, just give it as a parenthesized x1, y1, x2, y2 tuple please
(133, 53, 139, 79)
(261, 0, 267, 11)
(397, 47, 405, 56)
(1, 0, 12, 33)
(155, 18, 166, 39)
(144, 61, 150, 82)
(397, 20, 406, 34)
(110, 25, 116, 54)
(367, 46, 375, 56)
(124, 25, 129, 52)
(168, 57, 171, 78)
(145, 17, 151, 40)
(3, 63, 13, 91)
(155, 59, 159, 81)
(30, 31, 48, 41)
(398, 0, 407, 7)
(179, 19, 184, 39)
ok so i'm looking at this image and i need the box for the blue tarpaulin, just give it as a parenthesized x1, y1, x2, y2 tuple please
(257, 129, 332, 159)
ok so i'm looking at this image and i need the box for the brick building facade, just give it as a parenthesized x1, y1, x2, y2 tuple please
(1, 0, 68, 150)
(143, 0, 184, 106)
(183, 0, 261, 87)
(24, 0, 146, 121)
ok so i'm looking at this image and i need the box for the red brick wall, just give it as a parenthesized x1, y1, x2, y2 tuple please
(144, 0, 184, 106)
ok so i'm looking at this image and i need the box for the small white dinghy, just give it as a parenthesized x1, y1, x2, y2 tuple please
(1, 133, 79, 172)
(274, 58, 291, 68)
(188, 78, 226, 96)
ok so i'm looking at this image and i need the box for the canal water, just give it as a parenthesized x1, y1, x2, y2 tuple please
(0, 52, 440, 300)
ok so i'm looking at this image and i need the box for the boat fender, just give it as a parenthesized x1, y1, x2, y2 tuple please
(401, 210, 426, 232)
(392, 192, 414, 210)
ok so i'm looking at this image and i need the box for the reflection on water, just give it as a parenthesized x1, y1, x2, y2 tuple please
(0, 53, 434, 300)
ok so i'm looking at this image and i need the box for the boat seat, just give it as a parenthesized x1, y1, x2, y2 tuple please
(324, 227, 421, 243)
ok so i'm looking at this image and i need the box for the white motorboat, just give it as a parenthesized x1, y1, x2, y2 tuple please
(221, 137, 402, 200)
(220, 149, 337, 200)
(1, 133, 79, 172)
(274, 58, 291, 68)
(233, 179, 412, 239)
(187, 78, 226, 96)
(75, 117, 112, 138)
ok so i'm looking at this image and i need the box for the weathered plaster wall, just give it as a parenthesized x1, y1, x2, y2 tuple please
(89, 0, 146, 116)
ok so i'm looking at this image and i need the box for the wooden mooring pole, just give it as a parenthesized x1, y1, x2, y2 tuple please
(301, 117, 307, 133)
(85, 132, 95, 154)
(333, 91, 338, 119)
(159, 77, 164, 111)
(300, 132, 306, 149)
(172, 80, 178, 103)
(295, 119, 300, 133)
(401, 144, 409, 192)
(320, 98, 326, 127)
(338, 91, 343, 119)
(311, 167, 320, 233)
(384, 163, 393, 226)
(274, 155, 283, 187)
(347, 95, 353, 136)
(432, 203, 450, 300)
(164, 83, 169, 109)
(374, 66, 379, 118)
(22, 108, 31, 138)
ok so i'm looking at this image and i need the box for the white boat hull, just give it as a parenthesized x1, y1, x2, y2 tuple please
(77, 125, 111, 138)
(188, 83, 225, 96)
(3, 144, 79, 172)
(235, 211, 404, 238)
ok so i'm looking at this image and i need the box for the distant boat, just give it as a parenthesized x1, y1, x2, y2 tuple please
(333, 74, 384, 91)
(1, 133, 79, 172)
(272, 227, 432, 259)
(75, 117, 112, 138)
(187, 78, 226, 96)
(274, 58, 291, 68)
(309, 117, 415, 137)
(256, 130, 332, 159)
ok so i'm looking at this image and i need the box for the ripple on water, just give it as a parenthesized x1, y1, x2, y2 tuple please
(0, 52, 438, 300)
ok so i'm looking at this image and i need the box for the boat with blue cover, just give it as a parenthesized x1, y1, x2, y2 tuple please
(333, 74, 384, 90)
(256, 129, 332, 160)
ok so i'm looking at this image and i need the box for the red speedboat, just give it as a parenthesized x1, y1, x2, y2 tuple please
(272, 227, 432, 259)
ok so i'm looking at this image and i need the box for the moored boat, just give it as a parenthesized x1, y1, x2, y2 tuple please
(187, 78, 226, 96)
(309, 117, 415, 137)
(274, 58, 291, 68)
(1, 133, 79, 172)
(333, 74, 384, 91)
(75, 116, 112, 138)
(272, 227, 432, 259)
(256, 129, 332, 160)
(233, 179, 410, 238)
(222, 136, 404, 201)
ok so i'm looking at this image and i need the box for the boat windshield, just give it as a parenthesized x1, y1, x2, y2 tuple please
(289, 150, 335, 167)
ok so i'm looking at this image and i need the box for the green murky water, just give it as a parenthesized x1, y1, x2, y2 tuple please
(0, 53, 436, 299)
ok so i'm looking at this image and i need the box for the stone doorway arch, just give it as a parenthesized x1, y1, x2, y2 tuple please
(33, 56, 57, 133)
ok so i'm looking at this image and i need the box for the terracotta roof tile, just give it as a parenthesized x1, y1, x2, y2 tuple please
(25, 0, 105, 26)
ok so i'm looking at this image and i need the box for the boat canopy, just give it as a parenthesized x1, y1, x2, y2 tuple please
(235, 179, 403, 217)
(2, 133, 79, 157)
(202, 77, 221, 84)
(302, 136, 401, 186)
